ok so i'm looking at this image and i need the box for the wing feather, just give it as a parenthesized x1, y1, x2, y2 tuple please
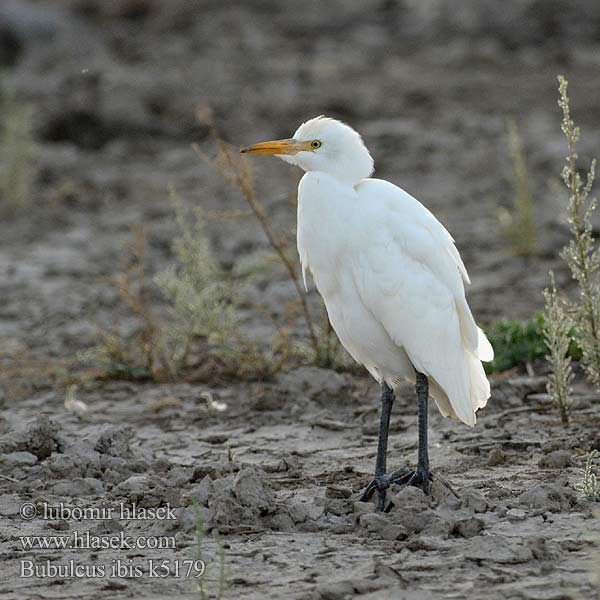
(352, 179, 492, 425)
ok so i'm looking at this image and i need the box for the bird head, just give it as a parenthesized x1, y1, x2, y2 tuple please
(241, 116, 374, 186)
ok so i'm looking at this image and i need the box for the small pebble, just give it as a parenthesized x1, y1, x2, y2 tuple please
(325, 484, 352, 499)
(460, 489, 488, 513)
(455, 517, 484, 538)
(487, 448, 507, 467)
(538, 450, 572, 469)
(507, 508, 527, 522)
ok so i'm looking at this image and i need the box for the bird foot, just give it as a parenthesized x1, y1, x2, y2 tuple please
(360, 466, 432, 512)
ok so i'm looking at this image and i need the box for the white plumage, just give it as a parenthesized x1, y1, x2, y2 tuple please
(242, 116, 493, 427)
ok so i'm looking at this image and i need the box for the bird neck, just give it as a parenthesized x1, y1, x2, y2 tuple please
(305, 170, 362, 190)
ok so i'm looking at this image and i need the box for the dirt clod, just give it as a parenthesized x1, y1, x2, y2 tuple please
(232, 466, 274, 511)
(538, 450, 573, 469)
(0, 415, 60, 460)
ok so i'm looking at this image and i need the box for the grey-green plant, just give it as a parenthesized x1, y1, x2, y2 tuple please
(156, 187, 287, 379)
(543, 76, 600, 418)
(542, 272, 573, 425)
(77, 227, 173, 381)
(576, 450, 599, 502)
(499, 117, 537, 256)
(0, 85, 36, 211)
(155, 187, 239, 372)
(555, 75, 600, 388)
(193, 501, 227, 600)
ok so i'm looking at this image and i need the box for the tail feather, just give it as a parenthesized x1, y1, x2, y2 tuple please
(428, 349, 491, 427)
(468, 351, 490, 412)
(405, 306, 493, 427)
(477, 327, 494, 362)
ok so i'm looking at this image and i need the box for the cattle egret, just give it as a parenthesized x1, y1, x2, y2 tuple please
(241, 117, 493, 511)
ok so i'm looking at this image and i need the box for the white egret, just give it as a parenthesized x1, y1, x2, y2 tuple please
(241, 117, 493, 511)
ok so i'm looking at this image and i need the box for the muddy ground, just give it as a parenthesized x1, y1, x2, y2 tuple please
(0, 1, 600, 598)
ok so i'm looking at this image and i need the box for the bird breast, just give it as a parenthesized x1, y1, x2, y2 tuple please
(296, 171, 358, 297)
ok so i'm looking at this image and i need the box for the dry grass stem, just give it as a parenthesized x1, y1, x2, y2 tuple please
(0, 85, 36, 212)
(556, 75, 600, 389)
(499, 117, 537, 256)
(576, 450, 599, 502)
(542, 272, 573, 424)
(192, 114, 320, 358)
(156, 187, 289, 380)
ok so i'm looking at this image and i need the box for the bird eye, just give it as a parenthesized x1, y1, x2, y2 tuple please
(311, 140, 321, 149)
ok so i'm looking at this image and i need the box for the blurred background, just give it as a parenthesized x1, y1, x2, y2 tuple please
(0, 0, 600, 353)
(0, 0, 600, 364)
(0, 0, 600, 375)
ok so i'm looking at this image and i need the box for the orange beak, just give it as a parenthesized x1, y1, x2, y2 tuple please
(240, 138, 311, 155)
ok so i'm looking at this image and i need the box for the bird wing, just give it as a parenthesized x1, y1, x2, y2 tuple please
(352, 179, 492, 424)
(354, 178, 491, 358)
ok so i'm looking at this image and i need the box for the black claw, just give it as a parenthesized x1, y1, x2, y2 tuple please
(360, 467, 432, 510)
(405, 466, 431, 496)
(389, 466, 412, 484)
(359, 474, 391, 503)
(359, 480, 378, 502)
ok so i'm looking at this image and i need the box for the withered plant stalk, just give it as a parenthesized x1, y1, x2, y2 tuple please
(192, 122, 319, 357)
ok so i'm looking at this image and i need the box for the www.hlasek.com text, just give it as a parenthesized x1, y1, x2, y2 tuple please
(20, 531, 176, 551)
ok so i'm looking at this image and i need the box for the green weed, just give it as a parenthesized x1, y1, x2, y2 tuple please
(193, 501, 227, 600)
(499, 117, 538, 256)
(0, 84, 36, 212)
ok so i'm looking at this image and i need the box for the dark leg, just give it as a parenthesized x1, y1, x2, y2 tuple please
(375, 383, 394, 475)
(385, 372, 431, 494)
(360, 383, 410, 511)
(373, 383, 394, 511)
(360, 373, 432, 509)
(413, 371, 431, 495)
